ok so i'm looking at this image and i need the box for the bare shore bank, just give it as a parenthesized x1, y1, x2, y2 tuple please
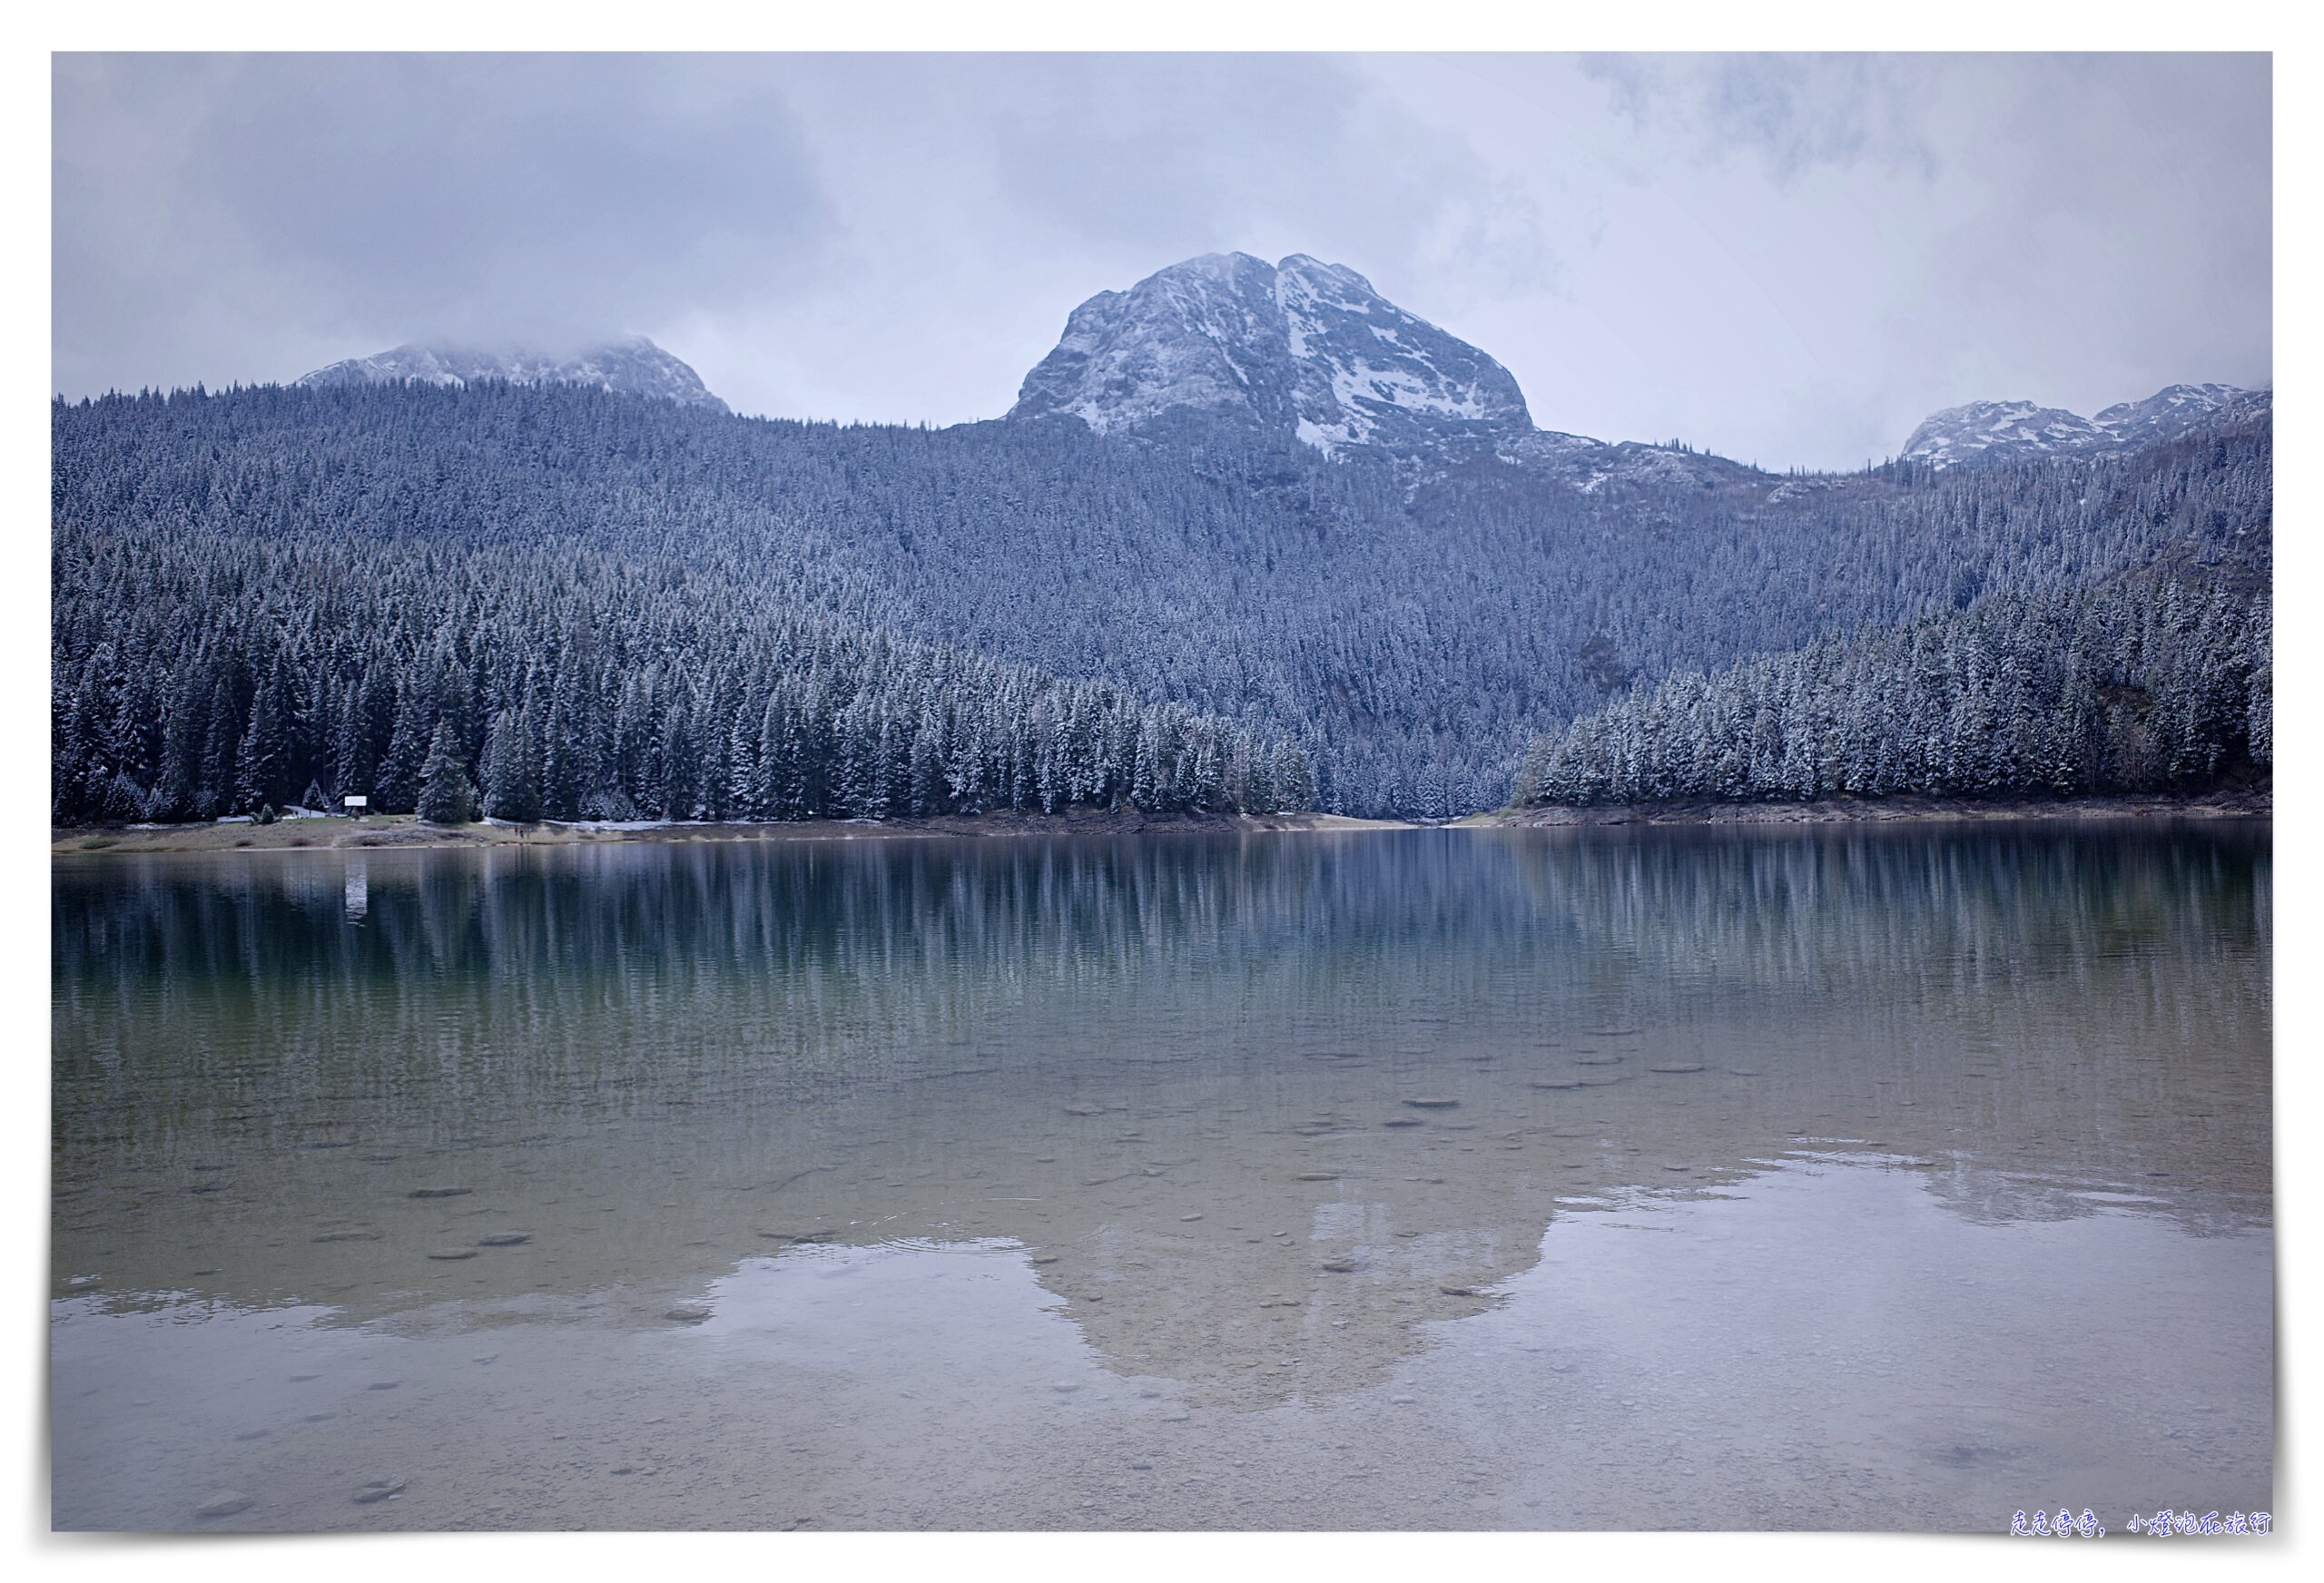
(1460, 790, 2271, 830)
(53, 808, 1412, 856)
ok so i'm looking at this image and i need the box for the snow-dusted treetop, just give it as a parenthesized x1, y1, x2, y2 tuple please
(297, 335, 728, 413)
(1901, 382, 2268, 469)
(1009, 252, 1534, 457)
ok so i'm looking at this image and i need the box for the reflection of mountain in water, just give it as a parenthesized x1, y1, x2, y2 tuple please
(52, 825, 2270, 1401)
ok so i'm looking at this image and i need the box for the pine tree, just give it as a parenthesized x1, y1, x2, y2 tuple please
(482, 706, 544, 822)
(417, 720, 477, 824)
(234, 673, 289, 813)
(375, 682, 428, 814)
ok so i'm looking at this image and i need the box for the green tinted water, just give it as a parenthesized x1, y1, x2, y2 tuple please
(50, 824, 2273, 1529)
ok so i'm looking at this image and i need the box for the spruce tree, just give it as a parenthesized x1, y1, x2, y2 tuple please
(234, 674, 288, 813)
(417, 721, 477, 824)
(482, 706, 544, 822)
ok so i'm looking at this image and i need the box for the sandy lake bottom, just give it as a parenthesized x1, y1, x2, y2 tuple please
(51, 825, 2272, 1530)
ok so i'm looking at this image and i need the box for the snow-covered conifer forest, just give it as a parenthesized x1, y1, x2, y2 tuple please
(49, 254, 2270, 824)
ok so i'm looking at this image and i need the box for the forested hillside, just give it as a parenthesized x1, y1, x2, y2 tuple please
(51, 522, 1311, 827)
(1515, 568, 2270, 808)
(51, 381, 2270, 822)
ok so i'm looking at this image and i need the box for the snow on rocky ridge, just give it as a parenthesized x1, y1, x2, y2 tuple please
(291, 268, 2261, 489)
(1007, 251, 1778, 495)
(1009, 252, 1534, 457)
(1901, 383, 2267, 469)
(298, 335, 728, 412)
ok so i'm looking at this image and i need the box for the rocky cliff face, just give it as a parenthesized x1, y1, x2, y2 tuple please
(1009, 252, 1531, 457)
(298, 335, 728, 412)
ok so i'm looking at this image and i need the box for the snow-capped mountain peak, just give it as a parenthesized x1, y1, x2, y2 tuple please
(1009, 252, 1530, 457)
(297, 335, 728, 412)
(1898, 400, 2112, 468)
(2091, 382, 2262, 448)
(1901, 383, 2267, 468)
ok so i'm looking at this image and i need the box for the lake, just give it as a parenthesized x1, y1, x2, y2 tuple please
(49, 823, 2273, 1531)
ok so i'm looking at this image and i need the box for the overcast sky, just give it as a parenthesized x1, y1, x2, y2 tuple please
(53, 53, 2271, 470)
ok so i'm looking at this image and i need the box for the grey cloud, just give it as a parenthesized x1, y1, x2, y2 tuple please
(1582, 53, 1941, 183)
(53, 53, 1557, 408)
(977, 54, 1562, 301)
(51, 54, 2269, 474)
(54, 54, 833, 388)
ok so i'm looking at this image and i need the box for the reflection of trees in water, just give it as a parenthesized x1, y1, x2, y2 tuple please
(54, 828, 2268, 1200)
(51, 830, 2270, 1382)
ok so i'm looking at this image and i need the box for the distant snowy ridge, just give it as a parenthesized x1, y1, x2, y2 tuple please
(291, 271, 2260, 487)
(1012, 252, 2268, 489)
(297, 335, 728, 412)
(1901, 383, 2268, 469)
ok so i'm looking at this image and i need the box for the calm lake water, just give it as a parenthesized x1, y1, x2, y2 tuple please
(50, 824, 2273, 1531)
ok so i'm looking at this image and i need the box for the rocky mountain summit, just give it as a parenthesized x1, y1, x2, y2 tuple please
(1008, 251, 1752, 490)
(1901, 382, 2267, 469)
(298, 335, 727, 412)
(2093, 383, 2271, 449)
(1009, 252, 1530, 454)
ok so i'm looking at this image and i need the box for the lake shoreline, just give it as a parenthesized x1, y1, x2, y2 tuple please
(52, 792, 2273, 854)
(52, 807, 1413, 855)
(1462, 790, 2271, 829)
